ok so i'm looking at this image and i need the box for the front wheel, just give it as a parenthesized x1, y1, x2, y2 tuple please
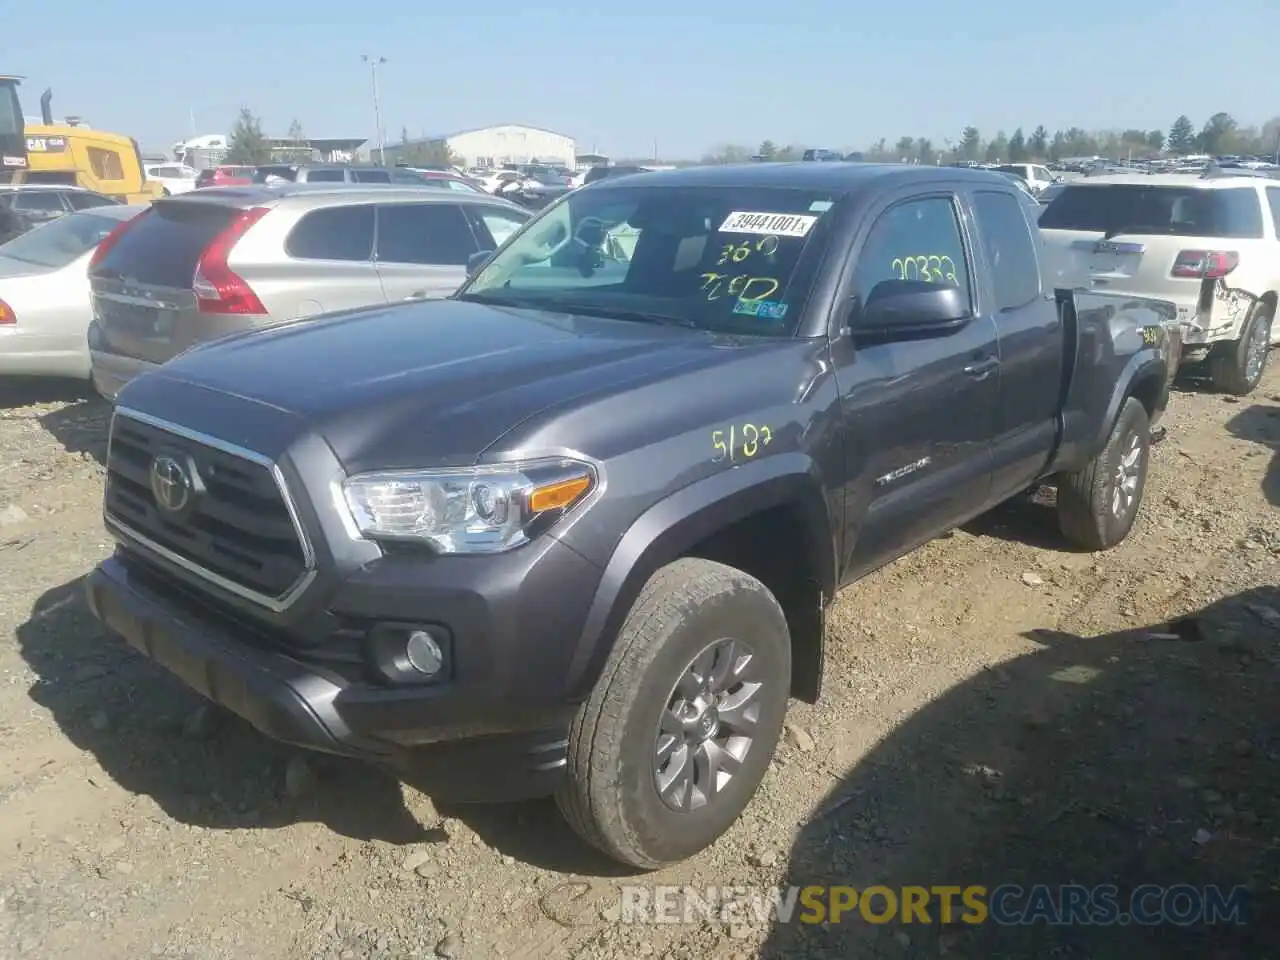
(556, 558, 791, 869)
(1209, 302, 1272, 396)
(1056, 397, 1151, 551)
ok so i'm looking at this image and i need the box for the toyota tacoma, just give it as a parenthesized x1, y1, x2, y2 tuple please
(85, 163, 1180, 869)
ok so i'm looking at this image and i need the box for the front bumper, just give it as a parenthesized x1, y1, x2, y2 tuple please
(85, 553, 585, 802)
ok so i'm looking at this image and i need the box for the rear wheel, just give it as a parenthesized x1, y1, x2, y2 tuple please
(1209, 302, 1272, 395)
(556, 558, 791, 869)
(1056, 397, 1151, 551)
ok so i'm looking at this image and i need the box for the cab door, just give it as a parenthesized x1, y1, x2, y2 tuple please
(964, 186, 1064, 497)
(829, 189, 1000, 581)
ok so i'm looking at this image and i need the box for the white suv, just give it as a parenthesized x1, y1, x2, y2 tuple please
(996, 163, 1058, 195)
(1039, 172, 1279, 395)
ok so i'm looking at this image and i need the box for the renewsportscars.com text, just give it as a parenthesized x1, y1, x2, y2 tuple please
(619, 884, 1250, 927)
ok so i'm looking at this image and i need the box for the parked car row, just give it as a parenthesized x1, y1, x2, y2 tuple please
(0, 183, 123, 227)
(0, 183, 531, 386)
(0, 203, 144, 378)
(1037, 169, 1278, 395)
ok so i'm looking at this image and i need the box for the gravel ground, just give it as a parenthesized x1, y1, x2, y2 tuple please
(0, 366, 1276, 960)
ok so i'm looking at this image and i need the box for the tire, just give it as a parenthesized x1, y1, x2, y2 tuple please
(556, 557, 791, 869)
(1056, 397, 1151, 551)
(1208, 302, 1273, 396)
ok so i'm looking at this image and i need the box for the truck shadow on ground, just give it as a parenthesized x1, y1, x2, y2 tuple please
(960, 485, 1070, 551)
(0, 378, 93, 410)
(17, 576, 631, 874)
(1226, 402, 1280, 508)
(19, 577, 434, 846)
(36, 397, 111, 465)
(759, 584, 1280, 959)
(0, 376, 112, 465)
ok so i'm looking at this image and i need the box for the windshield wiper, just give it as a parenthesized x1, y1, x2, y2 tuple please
(455, 293, 699, 329)
(565, 303, 699, 329)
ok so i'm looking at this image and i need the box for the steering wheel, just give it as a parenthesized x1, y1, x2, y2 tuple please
(537, 215, 611, 259)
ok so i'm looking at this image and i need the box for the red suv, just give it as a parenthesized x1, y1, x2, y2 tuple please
(195, 166, 255, 188)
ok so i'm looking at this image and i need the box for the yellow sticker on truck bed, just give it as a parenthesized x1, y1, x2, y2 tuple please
(718, 211, 818, 237)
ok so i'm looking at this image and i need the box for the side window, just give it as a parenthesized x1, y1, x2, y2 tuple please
(972, 190, 1041, 310)
(1266, 187, 1280, 239)
(853, 196, 971, 303)
(285, 205, 376, 261)
(305, 169, 346, 183)
(86, 147, 125, 181)
(468, 206, 529, 249)
(354, 169, 391, 184)
(13, 191, 66, 212)
(67, 192, 117, 210)
(375, 203, 479, 265)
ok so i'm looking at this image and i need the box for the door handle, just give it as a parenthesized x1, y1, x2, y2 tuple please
(963, 356, 999, 379)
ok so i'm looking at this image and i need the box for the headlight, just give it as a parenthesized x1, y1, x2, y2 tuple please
(342, 458, 596, 554)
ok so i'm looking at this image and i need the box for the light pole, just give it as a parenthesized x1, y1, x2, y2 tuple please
(362, 54, 387, 166)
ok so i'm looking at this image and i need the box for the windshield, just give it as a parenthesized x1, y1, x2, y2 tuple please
(457, 184, 839, 336)
(0, 210, 126, 268)
(1039, 184, 1264, 238)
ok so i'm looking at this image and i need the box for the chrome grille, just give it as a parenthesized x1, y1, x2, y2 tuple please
(103, 409, 313, 608)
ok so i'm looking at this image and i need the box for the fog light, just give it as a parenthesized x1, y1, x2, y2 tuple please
(405, 629, 444, 676)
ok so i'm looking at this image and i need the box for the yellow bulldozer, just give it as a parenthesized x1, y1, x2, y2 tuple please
(1, 77, 160, 202)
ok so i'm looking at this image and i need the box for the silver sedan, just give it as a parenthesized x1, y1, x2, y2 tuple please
(0, 204, 145, 379)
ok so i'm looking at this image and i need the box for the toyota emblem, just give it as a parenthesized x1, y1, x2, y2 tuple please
(150, 453, 192, 514)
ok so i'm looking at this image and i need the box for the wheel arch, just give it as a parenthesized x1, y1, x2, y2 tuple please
(565, 453, 838, 706)
(1096, 353, 1170, 450)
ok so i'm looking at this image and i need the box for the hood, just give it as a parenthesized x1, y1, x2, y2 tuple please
(150, 299, 745, 472)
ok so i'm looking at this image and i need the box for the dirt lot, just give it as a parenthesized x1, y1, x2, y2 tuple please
(0, 367, 1276, 960)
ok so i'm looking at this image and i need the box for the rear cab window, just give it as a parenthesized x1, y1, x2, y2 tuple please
(90, 201, 238, 287)
(1039, 184, 1264, 238)
(972, 190, 1041, 309)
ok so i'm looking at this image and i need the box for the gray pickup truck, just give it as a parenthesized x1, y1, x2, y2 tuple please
(84, 162, 1181, 869)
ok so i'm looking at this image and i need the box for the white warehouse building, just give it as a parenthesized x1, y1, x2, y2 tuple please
(407, 124, 576, 169)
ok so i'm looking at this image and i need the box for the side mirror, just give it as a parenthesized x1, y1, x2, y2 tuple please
(853, 279, 970, 340)
(466, 250, 494, 277)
